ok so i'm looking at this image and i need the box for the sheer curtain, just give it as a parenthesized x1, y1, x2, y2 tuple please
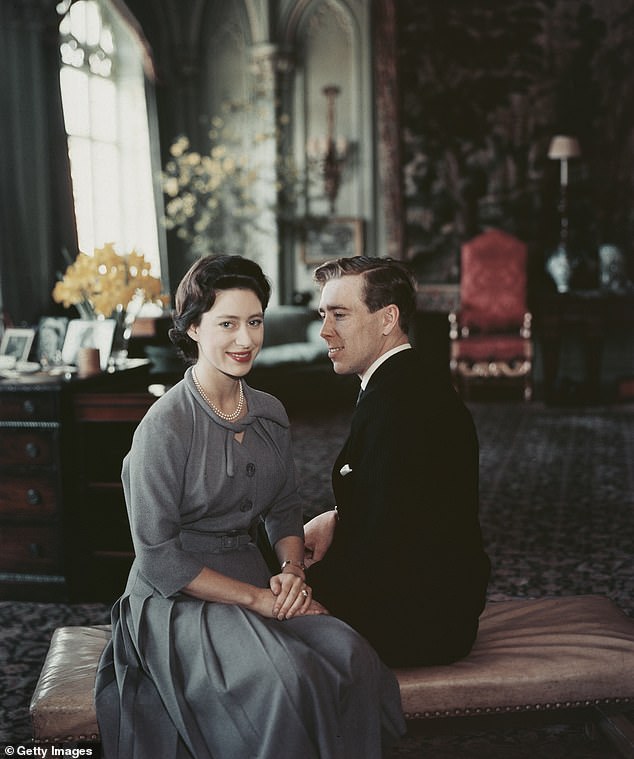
(0, 0, 164, 329)
(58, 0, 163, 274)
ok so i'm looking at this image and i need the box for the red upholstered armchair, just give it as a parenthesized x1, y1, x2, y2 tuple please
(449, 229, 533, 400)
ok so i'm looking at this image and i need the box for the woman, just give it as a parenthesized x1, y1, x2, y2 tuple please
(95, 255, 406, 759)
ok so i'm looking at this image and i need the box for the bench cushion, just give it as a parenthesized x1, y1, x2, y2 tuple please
(397, 595, 634, 717)
(30, 596, 634, 741)
(30, 625, 110, 742)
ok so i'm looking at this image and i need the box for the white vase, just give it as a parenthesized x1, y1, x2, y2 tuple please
(546, 246, 572, 293)
(598, 244, 626, 292)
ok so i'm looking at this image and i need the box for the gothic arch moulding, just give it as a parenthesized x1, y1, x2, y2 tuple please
(277, 0, 376, 297)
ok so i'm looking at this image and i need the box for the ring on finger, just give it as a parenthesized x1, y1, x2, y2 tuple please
(301, 589, 309, 598)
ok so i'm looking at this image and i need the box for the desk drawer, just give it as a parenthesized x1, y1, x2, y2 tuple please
(0, 393, 58, 422)
(0, 473, 58, 518)
(0, 429, 57, 466)
(0, 525, 62, 572)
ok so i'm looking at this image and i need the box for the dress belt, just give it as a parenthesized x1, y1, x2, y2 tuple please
(180, 528, 254, 550)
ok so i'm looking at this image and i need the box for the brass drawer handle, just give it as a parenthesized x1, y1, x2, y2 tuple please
(26, 488, 42, 505)
(22, 399, 36, 415)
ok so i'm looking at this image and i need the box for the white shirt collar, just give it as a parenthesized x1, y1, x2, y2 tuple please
(360, 343, 412, 390)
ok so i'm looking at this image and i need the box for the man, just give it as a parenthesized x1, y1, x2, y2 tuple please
(304, 256, 490, 667)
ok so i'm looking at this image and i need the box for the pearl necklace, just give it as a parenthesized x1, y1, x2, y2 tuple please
(192, 369, 245, 421)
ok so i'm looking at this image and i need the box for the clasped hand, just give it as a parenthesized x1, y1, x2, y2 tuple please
(267, 572, 328, 620)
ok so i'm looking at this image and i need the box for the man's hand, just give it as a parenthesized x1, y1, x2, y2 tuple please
(270, 572, 311, 620)
(303, 510, 337, 567)
(304, 598, 330, 615)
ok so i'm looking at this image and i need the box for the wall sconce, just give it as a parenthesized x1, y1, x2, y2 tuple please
(306, 85, 349, 215)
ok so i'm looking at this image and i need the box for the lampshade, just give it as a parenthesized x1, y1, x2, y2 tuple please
(548, 135, 581, 160)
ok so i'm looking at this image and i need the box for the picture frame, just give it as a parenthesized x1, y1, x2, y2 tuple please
(36, 316, 69, 364)
(61, 319, 116, 371)
(0, 327, 36, 362)
(301, 217, 364, 264)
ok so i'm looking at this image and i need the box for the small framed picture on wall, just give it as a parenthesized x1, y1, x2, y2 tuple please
(301, 217, 364, 264)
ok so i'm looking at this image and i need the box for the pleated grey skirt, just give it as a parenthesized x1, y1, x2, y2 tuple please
(95, 542, 406, 758)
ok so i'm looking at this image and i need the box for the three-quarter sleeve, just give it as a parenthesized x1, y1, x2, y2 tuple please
(122, 406, 205, 597)
(259, 418, 305, 548)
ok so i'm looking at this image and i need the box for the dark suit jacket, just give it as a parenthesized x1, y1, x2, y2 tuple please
(308, 348, 490, 666)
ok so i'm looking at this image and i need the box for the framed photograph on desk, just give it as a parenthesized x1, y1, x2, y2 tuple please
(37, 316, 69, 364)
(0, 327, 35, 361)
(62, 319, 116, 370)
(301, 217, 364, 264)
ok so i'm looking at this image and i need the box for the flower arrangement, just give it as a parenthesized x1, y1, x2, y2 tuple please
(161, 101, 299, 260)
(161, 129, 257, 258)
(52, 243, 167, 320)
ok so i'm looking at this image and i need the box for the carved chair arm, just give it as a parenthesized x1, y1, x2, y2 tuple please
(448, 312, 470, 340)
(521, 312, 532, 339)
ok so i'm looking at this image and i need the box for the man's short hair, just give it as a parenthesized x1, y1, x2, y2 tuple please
(314, 256, 417, 333)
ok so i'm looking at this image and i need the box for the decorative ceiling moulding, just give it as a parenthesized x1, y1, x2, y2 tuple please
(306, 0, 355, 40)
(280, 0, 359, 45)
(281, 0, 322, 44)
(249, 43, 296, 89)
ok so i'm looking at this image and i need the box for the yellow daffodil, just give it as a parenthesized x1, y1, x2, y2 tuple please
(52, 243, 168, 319)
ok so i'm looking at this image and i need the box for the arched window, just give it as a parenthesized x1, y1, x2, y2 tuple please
(57, 0, 162, 274)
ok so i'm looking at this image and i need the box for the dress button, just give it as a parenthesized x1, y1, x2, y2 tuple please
(246, 462, 256, 476)
(240, 499, 253, 512)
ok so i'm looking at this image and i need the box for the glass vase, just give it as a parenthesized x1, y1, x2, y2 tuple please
(109, 307, 134, 368)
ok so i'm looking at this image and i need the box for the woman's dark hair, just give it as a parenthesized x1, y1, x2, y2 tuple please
(313, 256, 417, 333)
(169, 255, 271, 360)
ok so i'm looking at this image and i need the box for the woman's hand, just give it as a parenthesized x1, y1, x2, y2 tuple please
(269, 572, 311, 620)
(183, 562, 324, 619)
(303, 510, 337, 567)
(248, 587, 282, 618)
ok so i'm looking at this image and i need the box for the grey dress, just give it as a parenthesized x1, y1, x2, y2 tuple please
(95, 368, 406, 758)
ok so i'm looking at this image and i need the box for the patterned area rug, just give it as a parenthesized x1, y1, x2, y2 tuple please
(1, 401, 632, 757)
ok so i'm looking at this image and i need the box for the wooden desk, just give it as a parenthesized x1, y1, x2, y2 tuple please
(0, 362, 153, 600)
(537, 290, 634, 404)
(69, 391, 157, 601)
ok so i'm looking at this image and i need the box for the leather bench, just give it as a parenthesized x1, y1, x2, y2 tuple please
(30, 596, 634, 753)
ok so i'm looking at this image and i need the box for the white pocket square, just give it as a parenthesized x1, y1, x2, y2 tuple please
(339, 464, 352, 477)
